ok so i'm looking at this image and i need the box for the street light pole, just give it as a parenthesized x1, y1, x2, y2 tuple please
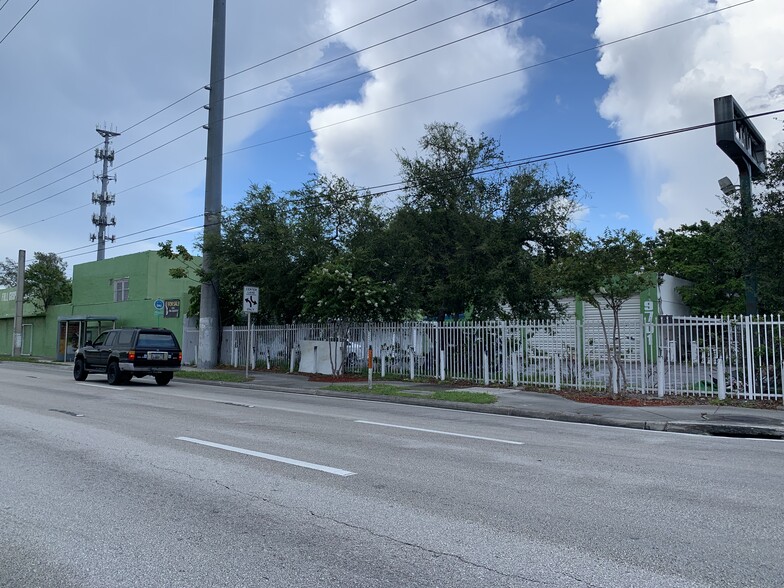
(714, 95, 767, 316)
(737, 159, 758, 315)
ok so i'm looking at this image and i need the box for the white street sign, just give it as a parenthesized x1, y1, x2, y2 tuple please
(243, 286, 259, 313)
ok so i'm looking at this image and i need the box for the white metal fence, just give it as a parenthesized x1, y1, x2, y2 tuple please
(182, 315, 784, 400)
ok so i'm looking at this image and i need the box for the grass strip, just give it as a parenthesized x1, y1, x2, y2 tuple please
(323, 383, 497, 404)
(429, 390, 497, 404)
(0, 355, 43, 363)
(323, 383, 421, 398)
(177, 370, 251, 383)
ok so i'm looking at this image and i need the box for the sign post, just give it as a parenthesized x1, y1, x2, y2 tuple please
(243, 286, 259, 378)
(153, 298, 164, 327)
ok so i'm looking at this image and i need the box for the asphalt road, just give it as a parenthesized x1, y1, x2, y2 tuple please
(2, 362, 783, 587)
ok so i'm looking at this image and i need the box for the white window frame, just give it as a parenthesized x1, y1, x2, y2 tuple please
(113, 278, 129, 302)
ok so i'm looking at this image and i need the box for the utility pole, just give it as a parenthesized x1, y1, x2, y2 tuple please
(197, 0, 226, 369)
(91, 126, 120, 261)
(12, 249, 25, 357)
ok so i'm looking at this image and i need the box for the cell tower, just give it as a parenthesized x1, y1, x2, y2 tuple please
(90, 126, 120, 261)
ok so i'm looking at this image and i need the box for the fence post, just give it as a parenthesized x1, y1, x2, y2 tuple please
(381, 352, 386, 378)
(611, 359, 618, 395)
(657, 354, 665, 398)
(368, 344, 373, 390)
(440, 348, 446, 381)
(502, 322, 508, 384)
(289, 345, 296, 373)
(266, 347, 271, 370)
(555, 355, 561, 391)
(743, 317, 756, 399)
(483, 350, 489, 385)
(717, 357, 727, 400)
(231, 326, 237, 367)
(512, 349, 519, 387)
(409, 347, 415, 381)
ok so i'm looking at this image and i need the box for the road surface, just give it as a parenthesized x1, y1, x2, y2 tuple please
(1, 362, 782, 587)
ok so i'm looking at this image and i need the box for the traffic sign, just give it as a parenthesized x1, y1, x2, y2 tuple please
(154, 298, 164, 310)
(243, 286, 259, 313)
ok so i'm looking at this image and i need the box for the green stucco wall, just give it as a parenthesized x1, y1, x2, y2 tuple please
(0, 251, 199, 359)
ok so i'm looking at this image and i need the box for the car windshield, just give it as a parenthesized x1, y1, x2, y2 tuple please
(137, 333, 178, 349)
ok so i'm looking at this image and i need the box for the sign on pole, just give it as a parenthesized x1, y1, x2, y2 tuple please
(243, 286, 259, 314)
(153, 297, 164, 326)
(243, 286, 259, 378)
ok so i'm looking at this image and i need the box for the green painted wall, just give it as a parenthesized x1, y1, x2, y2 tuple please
(0, 251, 199, 359)
(0, 288, 45, 355)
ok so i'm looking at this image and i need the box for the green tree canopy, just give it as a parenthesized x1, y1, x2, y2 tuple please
(0, 252, 72, 312)
(653, 125, 784, 315)
(556, 229, 658, 393)
(388, 122, 581, 320)
(654, 220, 744, 315)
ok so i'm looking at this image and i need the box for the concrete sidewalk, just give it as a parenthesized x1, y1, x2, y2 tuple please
(186, 369, 784, 439)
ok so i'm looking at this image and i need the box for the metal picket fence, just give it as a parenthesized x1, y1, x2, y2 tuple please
(182, 315, 784, 401)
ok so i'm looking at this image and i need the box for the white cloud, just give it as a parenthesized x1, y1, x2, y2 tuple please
(595, 0, 784, 230)
(308, 0, 540, 191)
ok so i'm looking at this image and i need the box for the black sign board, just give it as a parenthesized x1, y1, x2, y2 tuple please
(164, 299, 180, 318)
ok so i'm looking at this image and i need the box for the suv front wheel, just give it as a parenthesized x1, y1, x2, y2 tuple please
(73, 358, 88, 381)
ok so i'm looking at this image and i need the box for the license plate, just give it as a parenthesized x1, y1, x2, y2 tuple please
(147, 352, 167, 360)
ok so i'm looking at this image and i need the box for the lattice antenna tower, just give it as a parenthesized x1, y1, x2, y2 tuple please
(90, 125, 121, 261)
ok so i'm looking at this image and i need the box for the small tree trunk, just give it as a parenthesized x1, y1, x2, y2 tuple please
(611, 306, 630, 394)
(595, 303, 614, 394)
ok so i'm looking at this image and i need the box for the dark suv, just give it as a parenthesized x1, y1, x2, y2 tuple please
(73, 327, 182, 386)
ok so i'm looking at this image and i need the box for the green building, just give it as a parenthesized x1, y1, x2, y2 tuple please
(0, 251, 198, 360)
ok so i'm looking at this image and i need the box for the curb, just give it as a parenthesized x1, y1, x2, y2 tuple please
(179, 377, 784, 439)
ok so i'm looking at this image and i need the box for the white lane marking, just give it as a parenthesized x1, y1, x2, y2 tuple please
(355, 420, 523, 445)
(176, 437, 356, 477)
(80, 383, 124, 390)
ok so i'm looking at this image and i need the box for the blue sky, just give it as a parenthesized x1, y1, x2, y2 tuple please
(0, 0, 782, 273)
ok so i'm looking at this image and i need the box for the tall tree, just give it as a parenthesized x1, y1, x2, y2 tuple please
(162, 177, 390, 325)
(0, 252, 72, 312)
(389, 122, 580, 320)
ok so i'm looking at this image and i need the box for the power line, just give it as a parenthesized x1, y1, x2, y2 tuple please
(0, 0, 40, 46)
(0, 1, 420, 197)
(58, 220, 216, 262)
(0, 0, 554, 209)
(49, 105, 784, 263)
(0, 178, 93, 219)
(224, 0, 501, 103)
(0, 0, 759, 226)
(0, 159, 204, 238)
(223, 0, 756, 156)
(224, 0, 576, 123)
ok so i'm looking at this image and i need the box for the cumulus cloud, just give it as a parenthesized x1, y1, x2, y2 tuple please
(595, 0, 784, 230)
(308, 0, 541, 192)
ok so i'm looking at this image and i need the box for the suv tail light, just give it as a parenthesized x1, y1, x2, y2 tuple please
(178, 352, 182, 361)
(128, 350, 136, 361)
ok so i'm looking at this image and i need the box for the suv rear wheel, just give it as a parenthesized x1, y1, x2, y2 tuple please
(155, 373, 173, 386)
(107, 361, 123, 386)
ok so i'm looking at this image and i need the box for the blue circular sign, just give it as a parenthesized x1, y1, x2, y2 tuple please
(154, 298, 164, 310)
